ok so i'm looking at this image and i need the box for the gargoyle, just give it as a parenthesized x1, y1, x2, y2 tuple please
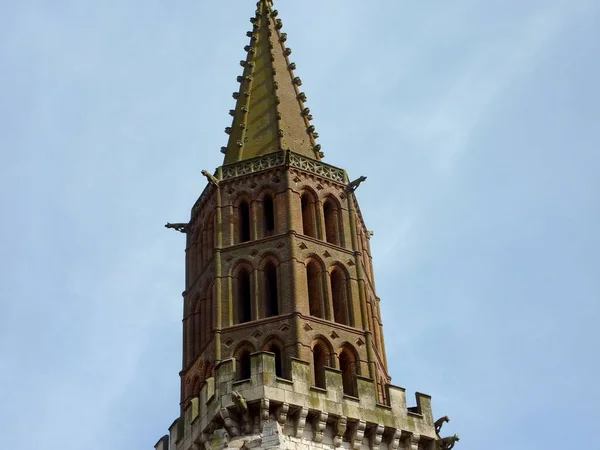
(347, 176, 367, 192)
(434, 416, 450, 436)
(437, 434, 459, 450)
(165, 223, 188, 233)
(232, 391, 248, 413)
(202, 170, 219, 187)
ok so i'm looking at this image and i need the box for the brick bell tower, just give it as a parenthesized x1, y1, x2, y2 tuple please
(157, 1, 458, 450)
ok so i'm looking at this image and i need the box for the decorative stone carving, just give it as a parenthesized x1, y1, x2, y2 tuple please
(347, 175, 367, 192)
(407, 433, 420, 450)
(297, 92, 307, 102)
(351, 420, 366, 450)
(165, 222, 188, 233)
(437, 435, 459, 450)
(371, 425, 385, 450)
(333, 416, 347, 448)
(284, 48, 292, 56)
(260, 398, 270, 431)
(288, 62, 296, 70)
(220, 407, 240, 437)
(201, 170, 219, 187)
(293, 77, 302, 86)
(434, 416, 450, 436)
(390, 429, 402, 450)
(312, 411, 328, 443)
(288, 153, 345, 183)
(294, 407, 309, 438)
(279, 33, 287, 42)
(276, 403, 289, 426)
(208, 428, 229, 450)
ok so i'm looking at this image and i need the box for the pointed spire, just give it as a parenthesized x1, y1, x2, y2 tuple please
(221, 0, 323, 164)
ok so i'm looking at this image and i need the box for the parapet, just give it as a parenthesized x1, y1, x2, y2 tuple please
(156, 352, 437, 450)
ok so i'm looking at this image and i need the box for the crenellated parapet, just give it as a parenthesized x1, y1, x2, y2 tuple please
(157, 352, 437, 450)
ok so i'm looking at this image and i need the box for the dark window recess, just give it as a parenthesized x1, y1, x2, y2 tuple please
(239, 201, 251, 242)
(265, 262, 279, 317)
(237, 269, 252, 323)
(264, 195, 275, 235)
(237, 350, 251, 380)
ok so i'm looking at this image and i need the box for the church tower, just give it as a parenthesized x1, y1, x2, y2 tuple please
(157, 1, 457, 450)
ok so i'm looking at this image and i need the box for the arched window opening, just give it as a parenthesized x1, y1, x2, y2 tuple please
(194, 299, 202, 355)
(204, 289, 213, 345)
(323, 199, 341, 246)
(313, 343, 327, 388)
(236, 268, 252, 324)
(239, 201, 251, 243)
(377, 378, 387, 405)
(237, 349, 252, 380)
(263, 195, 275, 236)
(265, 343, 284, 378)
(301, 194, 317, 238)
(306, 261, 324, 318)
(264, 262, 279, 317)
(339, 348, 357, 397)
(331, 267, 350, 326)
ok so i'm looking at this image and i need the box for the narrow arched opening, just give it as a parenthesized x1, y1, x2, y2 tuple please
(264, 261, 279, 318)
(339, 347, 357, 397)
(306, 260, 324, 318)
(312, 343, 328, 388)
(264, 343, 283, 378)
(236, 268, 252, 324)
(263, 194, 275, 236)
(236, 349, 252, 380)
(301, 193, 317, 238)
(331, 267, 350, 326)
(323, 199, 341, 246)
(193, 298, 201, 355)
(239, 201, 251, 243)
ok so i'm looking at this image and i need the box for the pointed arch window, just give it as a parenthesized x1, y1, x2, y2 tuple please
(301, 193, 317, 238)
(236, 349, 252, 380)
(263, 261, 279, 318)
(194, 298, 202, 355)
(323, 198, 343, 246)
(312, 342, 328, 389)
(236, 268, 252, 324)
(306, 260, 325, 319)
(339, 346, 358, 397)
(331, 267, 351, 326)
(239, 201, 251, 243)
(263, 194, 275, 236)
(265, 342, 284, 378)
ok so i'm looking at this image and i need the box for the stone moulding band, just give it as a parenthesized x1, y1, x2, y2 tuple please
(191, 151, 347, 218)
(287, 152, 346, 183)
(220, 150, 347, 184)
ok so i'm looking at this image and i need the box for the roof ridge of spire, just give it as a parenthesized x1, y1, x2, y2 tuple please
(220, 0, 323, 164)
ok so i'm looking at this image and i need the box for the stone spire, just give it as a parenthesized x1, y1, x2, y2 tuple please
(221, 0, 322, 164)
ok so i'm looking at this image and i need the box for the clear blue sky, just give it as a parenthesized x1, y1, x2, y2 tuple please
(1, 1, 598, 449)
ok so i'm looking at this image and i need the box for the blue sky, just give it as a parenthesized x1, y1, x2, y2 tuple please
(1, 1, 599, 449)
